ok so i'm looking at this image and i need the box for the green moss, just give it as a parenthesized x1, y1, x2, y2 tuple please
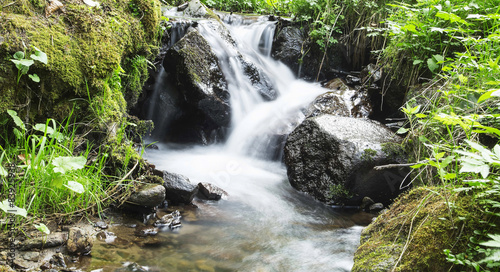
(361, 148, 377, 162)
(352, 187, 485, 272)
(0, 0, 160, 123)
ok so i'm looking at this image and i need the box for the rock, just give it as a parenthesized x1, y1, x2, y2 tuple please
(197, 182, 228, 200)
(126, 183, 166, 208)
(306, 78, 372, 118)
(154, 210, 182, 228)
(22, 251, 39, 262)
(284, 115, 408, 206)
(369, 203, 384, 212)
(66, 227, 93, 256)
(134, 226, 159, 237)
(49, 252, 66, 268)
(360, 196, 375, 210)
(240, 57, 277, 101)
(114, 262, 149, 272)
(271, 26, 304, 77)
(163, 171, 199, 204)
(94, 221, 108, 229)
(162, 29, 231, 143)
(183, 0, 208, 18)
(18, 232, 67, 250)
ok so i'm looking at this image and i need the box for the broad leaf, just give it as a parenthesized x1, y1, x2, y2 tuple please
(480, 234, 500, 248)
(64, 181, 85, 194)
(52, 156, 87, 174)
(34, 223, 50, 235)
(33, 123, 55, 135)
(29, 74, 40, 82)
(0, 165, 7, 176)
(10, 59, 34, 67)
(13, 51, 24, 60)
(0, 199, 27, 217)
(7, 110, 26, 131)
(427, 58, 439, 72)
(30, 47, 48, 64)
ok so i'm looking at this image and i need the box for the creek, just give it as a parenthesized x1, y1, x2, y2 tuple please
(88, 14, 373, 272)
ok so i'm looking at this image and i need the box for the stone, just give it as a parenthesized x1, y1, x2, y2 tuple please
(197, 182, 228, 200)
(163, 171, 199, 204)
(271, 26, 304, 77)
(183, 0, 208, 18)
(126, 183, 166, 208)
(360, 196, 375, 210)
(66, 227, 93, 255)
(369, 203, 384, 212)
(94, 221, 108, 229)
(22, 251, 39, 262)
(18, 232, 67, 250)
(284, 115, 408, 206)
(306, 78, 372, 118)
(134, 226, 159, 237)
(49, 252, 66, 268)
(161, 29, 231, 143)
(154, 210, 182, 228)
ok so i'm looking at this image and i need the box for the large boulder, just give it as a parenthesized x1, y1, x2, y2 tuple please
(284, 115, 408, 205)
(161, 28, 230, 143)
(163, 171, 199, 204)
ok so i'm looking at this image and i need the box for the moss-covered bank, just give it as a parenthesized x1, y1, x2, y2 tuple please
(0, 0, 160, 126)
(352, 186, 486, 271)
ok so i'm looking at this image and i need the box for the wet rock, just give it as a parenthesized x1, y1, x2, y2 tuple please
(271, 26, 304, 76)
(49, 252, 66, 268)
(284, 115, 408, 206)
(163, 171, 199, 204)
(114, 262, 149, 272)
(369, 203, 384, 212)
(240, 56, 277, 101)
(306, 78, 372, 118)
(22, 251, 39, 262)
(18, 232, 67, 250)
(94, 221, 108, 229)
(162, 29, 230, 143)
(154, 210, 182, 228)
(183, 0, 207, 18)
(197, 182, 228, 200)
(66, 227, 93, 256)
(134, 226, 159, 237)
(360, 196, 375, 210)
(126, 183, 166, 208)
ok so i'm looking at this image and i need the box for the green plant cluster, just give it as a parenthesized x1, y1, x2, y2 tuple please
(383, 0, 500, 270)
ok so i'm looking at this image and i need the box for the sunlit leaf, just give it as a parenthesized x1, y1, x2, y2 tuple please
(13, 51, 24, 60)
(30, 47, 48, 64)
(10, 59, 34, 67)
(0, 165, 7, 176)
(52, 156, 87, 174)
(64, 181, 85, 194)
(428, 58, 439, 72)
(29, 74, 40, 82)
(0, 199, 27, 217)
(397, 127, 409, 134)
(480, 234, 500, 248)
(34, 223, 50, 235)
(7, 110, 26, 131)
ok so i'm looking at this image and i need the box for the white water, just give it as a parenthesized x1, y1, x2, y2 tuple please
(143, 15, 368, 272)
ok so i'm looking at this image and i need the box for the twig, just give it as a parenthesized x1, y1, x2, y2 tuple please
(2, 2, 16, 8)
(373, 161, 429, 170)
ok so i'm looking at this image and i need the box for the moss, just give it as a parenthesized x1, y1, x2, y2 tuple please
(361, 148, 377, 162)
(0, 0, 160, 123)
(352, 186, 485, 272)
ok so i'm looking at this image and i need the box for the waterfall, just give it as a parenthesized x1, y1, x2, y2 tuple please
(143, 14, 366, 272)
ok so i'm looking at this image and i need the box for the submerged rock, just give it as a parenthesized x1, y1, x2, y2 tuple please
(163, 171, 199, 204)
(154, 210, 182, 228)
(284, 115, 408, 206)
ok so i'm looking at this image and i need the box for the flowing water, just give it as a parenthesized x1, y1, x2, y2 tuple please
(87, 14, 373, 272)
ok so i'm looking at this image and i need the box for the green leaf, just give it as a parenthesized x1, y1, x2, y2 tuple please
(52, 156, 87, 174)
(433, 54, 444, 63)
(29, 74, 40, 82)
(10, 59, 34, 67)
(397, 127, 409, 134)
(480, 234, 500, 248)
(7, 110, 26, 131)
(64, 181, 85, 194)
(30, 47, 48, 64)
(33, 123, 55, 134)
(478, 89, 500, 103)
(413, 59, 423, 65)
(0, 199, 27, 218)
(0, 165, 7, 176)
(13, 51, 24, 60)
(427, 58, 439, 72)
(34, 223, 51, 235)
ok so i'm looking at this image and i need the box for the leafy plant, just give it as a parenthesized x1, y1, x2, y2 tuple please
(10, 46, 48, 84)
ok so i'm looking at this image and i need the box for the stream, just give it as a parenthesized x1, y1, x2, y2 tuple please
(87, 13, 373, 272)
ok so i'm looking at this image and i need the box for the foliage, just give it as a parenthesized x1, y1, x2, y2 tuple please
(387, 0, 500, 270)
(9, 47, 47, 84)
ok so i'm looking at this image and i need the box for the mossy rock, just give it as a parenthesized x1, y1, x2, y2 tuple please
(352, 186, 485, 272)
(0, 0, 160, 125)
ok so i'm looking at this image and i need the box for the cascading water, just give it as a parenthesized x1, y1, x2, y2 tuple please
(90, 14, 371, 272)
